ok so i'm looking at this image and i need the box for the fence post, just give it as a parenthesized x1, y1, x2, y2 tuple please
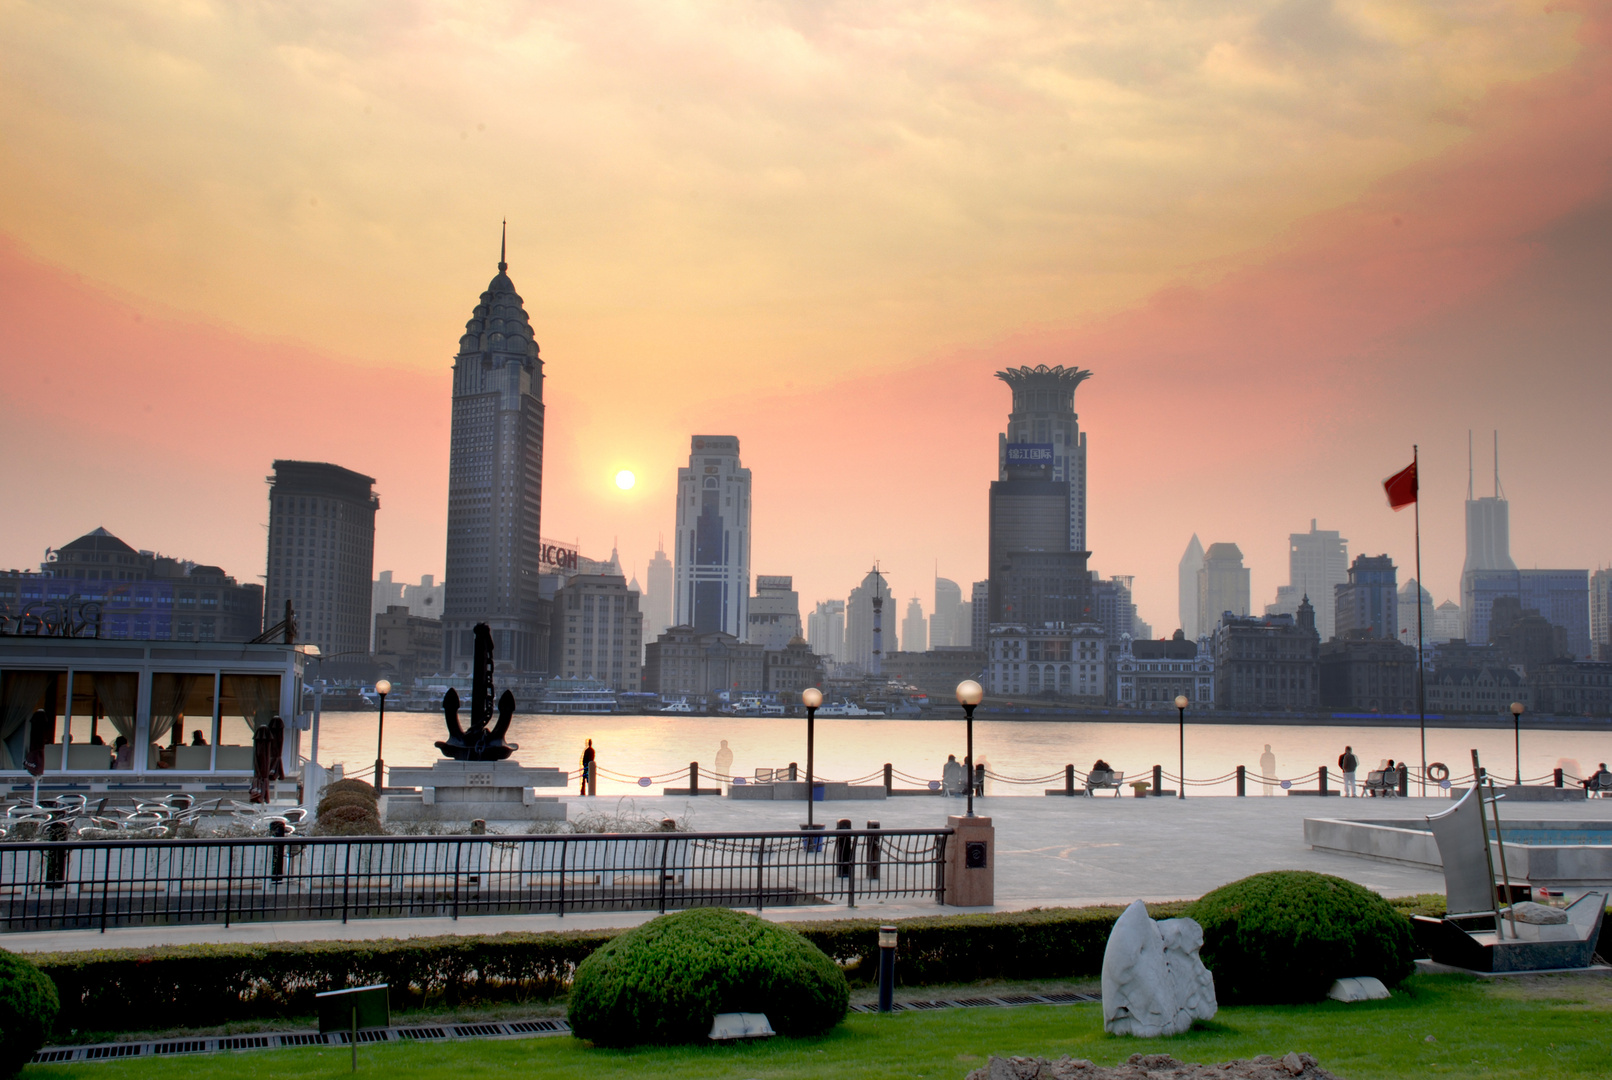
(755, 836, 767, 912)
(342, 842, 352, 924)
(452, 841, 462, 921)
(1319, 767, 1328, 796)
(1398, 766, 1409, 798)
(558, 838, 567, 918)
(789, 762, 798, 781)
(99, 845, 111, 933)
(223, 844, 234, 929)
(865, 821, 880, 882)
(1152, 764, 1163, 797)
(883, 763, 893, 795)
(690, 761, 699, 796)
(1065, 764, 1074, 795)
(1236, 764, 1246, 796)
(934, 833, 948, 905)
(1554, 768, 1564, 788)
(658, 838, 670, 914)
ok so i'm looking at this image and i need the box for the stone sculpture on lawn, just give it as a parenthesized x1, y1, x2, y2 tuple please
(1102, 900, 1218, 1037)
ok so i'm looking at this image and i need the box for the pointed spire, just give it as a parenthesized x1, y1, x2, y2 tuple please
(499, 219, 508, 272)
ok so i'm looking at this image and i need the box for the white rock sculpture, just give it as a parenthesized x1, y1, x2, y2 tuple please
(1102, 900, 1218, 1036)
(1326, 976, 1390, 1003)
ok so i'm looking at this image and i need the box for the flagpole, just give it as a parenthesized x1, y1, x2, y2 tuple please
(1414, 444, 1426, 797)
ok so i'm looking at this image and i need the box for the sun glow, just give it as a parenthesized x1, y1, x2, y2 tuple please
(615, 470, 636, 491)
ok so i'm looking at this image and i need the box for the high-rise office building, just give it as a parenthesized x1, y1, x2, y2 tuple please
(1592, 569, 1612, 661)
(931, 576, 964, 647)
(1197, 542, 1250, 633)
(747, 575, 801, 649)
(1334, 554, 1398, 639)
(1266, 521, 1348, 640)
(644, 539, 674, 642)
(549, 573, 643, 690)
(846, 568, 893, 671)
(996, 365, 1092, 551)
(1397, 579, 1435, 648)
(902, 597, 928, 654)
(265, 460, 378, 662)
(673, 435, 751, 638)
(807, 599, 845, 664)
(1178, 535, 1205, 638)
(371, 572, 443, 648)
(441, 236, 548, 674)
(970, 581, 989, 648)
(1433, 600, 1464, 644)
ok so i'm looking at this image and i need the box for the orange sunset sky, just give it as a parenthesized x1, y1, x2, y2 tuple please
(2, 1, 1610, 635)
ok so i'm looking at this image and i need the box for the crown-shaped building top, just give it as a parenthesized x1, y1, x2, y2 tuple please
(994, 364, 1093, 415)
(458, 222, 539, 364)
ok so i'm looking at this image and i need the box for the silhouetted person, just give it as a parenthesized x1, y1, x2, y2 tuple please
(191, 730, 207, 747)
(580, 738, 596, 796)
(1339, 746, 1358, 797)
(1259, 745, 1276, 796)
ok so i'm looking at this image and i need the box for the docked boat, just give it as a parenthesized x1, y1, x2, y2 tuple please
(659, 700, 695, 715)
(542, 680, 617, 714)
(816, 701, 885, 718)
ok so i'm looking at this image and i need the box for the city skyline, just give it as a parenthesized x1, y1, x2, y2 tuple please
(3, 4, 1612, 634)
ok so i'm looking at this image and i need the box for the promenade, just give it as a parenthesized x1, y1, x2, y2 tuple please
(10, 793, 1611, 955)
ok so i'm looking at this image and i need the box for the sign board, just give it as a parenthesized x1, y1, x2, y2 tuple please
(539, 538, 579, 574)
(317, 985, 390, 1034)
(756, 576, 793, 592)
(691, 436, 739, 453)
(1004, 443, 1054, 464)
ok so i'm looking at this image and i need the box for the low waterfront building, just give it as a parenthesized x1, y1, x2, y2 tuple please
(643, 626, 764, 697)
(1528, 660, 1612, 717)
(1211, 598, 1321, 711)
(987, 623, 1106, 700)
(373, 605, 446, 685)
(747, 575, 802, 650)
(1111, 630, 1213, 708)
(1424, 665, 1530, 717)
(882, 647, 987, 697)
(1318, 633, 1418, 714)
(549, 574, 644, 691)
(762, 637, 825, 696)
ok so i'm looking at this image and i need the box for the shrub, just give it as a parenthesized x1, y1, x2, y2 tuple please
(0, 948, 59, 1075)
(1188, 871, 1415, 1004)
(311, 805, 383, 836)
(323, 779, 377, 801)
(316, 791, 379, 817)
(567, 908, 848, 1047)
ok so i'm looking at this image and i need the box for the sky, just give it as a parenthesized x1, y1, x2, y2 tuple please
(2, 0, 1610, 636)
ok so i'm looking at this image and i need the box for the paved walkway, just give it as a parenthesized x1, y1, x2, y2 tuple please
(11, 793, 1610, 955)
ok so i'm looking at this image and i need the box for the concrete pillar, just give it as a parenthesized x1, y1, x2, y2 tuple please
(944, 815, 994, 907)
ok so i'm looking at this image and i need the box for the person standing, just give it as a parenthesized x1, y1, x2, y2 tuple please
(1259, 744, 1277, 796)
(1339, 746, 1359, 797)
(580, 738, 596, 796)
(714, 739, 734, 794)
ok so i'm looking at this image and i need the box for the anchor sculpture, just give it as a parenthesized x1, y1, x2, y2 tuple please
(435, 623, 518, 761)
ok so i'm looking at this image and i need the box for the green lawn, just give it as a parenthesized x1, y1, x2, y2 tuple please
(30, 973, 1612, 1080)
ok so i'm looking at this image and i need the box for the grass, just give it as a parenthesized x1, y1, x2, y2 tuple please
(27, 972, 1612, 1080)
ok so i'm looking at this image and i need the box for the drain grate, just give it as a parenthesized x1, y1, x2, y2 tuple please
(451, 1024, 504, 1038)
(394, 1027, 448, 1040)
(505, 1020, 565, 1034)
(276, 1034, 325, 1047)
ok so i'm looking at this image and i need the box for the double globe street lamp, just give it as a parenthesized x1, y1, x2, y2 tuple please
(373, 679, 392, 791)
(956, 679, 984, 817)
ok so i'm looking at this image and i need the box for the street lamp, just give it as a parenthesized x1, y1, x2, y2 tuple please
(1510, 701, 1524, 786)
(956, 680, 984, 817)
(802, 687, 823, 827)
(1175, 695, 1190, 801)
(373, 679, 392, 791)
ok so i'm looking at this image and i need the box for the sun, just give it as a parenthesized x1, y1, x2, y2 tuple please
(615, 470, 636, 491)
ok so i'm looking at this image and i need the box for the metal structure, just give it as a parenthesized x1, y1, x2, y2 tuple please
(0, 827, 951, 933)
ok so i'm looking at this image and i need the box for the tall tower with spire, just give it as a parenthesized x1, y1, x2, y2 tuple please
(441, 225, 548, 673)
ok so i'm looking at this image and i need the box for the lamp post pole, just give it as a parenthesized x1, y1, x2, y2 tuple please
(1175, 695, 1189, 800)
(956, 680, 984, 818)
(1511, 701, 1524, 786)
(373, 679, 392, 791)
(802, 687, 824, 827)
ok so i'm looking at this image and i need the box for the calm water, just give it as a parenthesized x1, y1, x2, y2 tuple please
(313, 710, 1612, 796)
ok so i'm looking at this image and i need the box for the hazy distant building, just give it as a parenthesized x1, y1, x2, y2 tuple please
(807, 599, 845, 665)
(1179, 535, 1205, 638)
(643, 626, 763, 697)
(1592, 569, 1612, 661)
(1397, 579, 1435, 649)
(1464, 570, 1590, 659)
(996, 364, 1092, 551)
(1212, 598, 1321, 711)
(1334, 555, 1398, 640)
(763, 638, 826, 696)
(371, 572, 442, 648)
(674, 435, 751, 639)
(931, 577, 964, 648)
(1266, 521, 1347, 641)
(644, 540, 674, 642)
(846, 568, 894, 671)
(265, 460, 378, 662)
(987, 623, 1107, 700)
(374, 605, 446, 684)
(1091, 575, 1138, 646)
(882, 647, 987, 697)
(1111, 631, 1214, 709)
(550, 574, 643, 692)
(1433, 600, 1464, 644)
(901, 597, 928, 655)
(1530, 659, 1612, 716)
(1425, 664, 1529, 717)
(5, 528, 262, 643)
(747, 575, 801, 650)
(1319, 635, 1417, 714)
(970, 581, 989, 648)
(1198, 543, 1250, 632)
(442, 239, 548, 675)
(1488, 595, 1570, 670)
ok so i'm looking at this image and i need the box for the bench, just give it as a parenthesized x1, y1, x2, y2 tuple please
(1584, 772, 1612, 798)
(1086, 770, 1124, 796)
(1363, 770, 1399, 797)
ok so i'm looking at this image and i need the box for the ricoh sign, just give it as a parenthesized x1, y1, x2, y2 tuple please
(539, 538, 579, 573)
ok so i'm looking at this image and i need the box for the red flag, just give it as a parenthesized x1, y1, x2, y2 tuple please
(1383, 460, 1417, 510)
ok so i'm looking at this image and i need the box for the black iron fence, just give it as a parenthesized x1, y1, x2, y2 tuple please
(0, 827, 951, 933)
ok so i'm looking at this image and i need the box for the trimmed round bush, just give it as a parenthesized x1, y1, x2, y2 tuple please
(567, 907, 848, 1047)
(311, 805, 383, 837)
(0, 947, 59, 1076)
(316, 791, 378, 817)
(1188, 870, 1415, 1004)
(322, 780, 378, 802)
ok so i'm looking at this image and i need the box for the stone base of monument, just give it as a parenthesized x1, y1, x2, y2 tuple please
(384, 761, 570, 823)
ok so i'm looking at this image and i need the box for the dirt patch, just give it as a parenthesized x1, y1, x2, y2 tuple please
(965, 1052, 1337, 1080)
(1482, 970, 1612, 1009)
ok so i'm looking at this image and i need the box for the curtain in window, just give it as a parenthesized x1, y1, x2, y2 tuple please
(149, 673, 200, 750)
(0, 672, 50, 770)
(94, 673, 139, 745)
(222, 675, 280, 732)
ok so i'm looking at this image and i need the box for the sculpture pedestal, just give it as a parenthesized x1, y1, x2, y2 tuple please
(384, 761, 570, 823)
(944, 815, 995, 906)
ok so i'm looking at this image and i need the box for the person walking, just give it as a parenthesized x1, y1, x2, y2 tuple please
(580, 738, 596, 796)
(1259, 744, 1277, 796)
(1339, 746, 1359, 798)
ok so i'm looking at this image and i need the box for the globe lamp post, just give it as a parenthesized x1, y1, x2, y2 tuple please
(801, 687, 824, 827)
(1510, 701, 1524, 786)
(956, 680, 984, 817)
(1175, 695, 1190, 800)
(373, 679, 392, 791)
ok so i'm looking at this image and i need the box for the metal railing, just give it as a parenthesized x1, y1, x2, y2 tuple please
(0, 827, 951, 933)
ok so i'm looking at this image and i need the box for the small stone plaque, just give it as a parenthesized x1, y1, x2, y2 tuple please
(466, 772, 494, 787)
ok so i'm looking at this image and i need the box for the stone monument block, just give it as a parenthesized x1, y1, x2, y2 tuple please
(385, 760, 569, 823)
(1102, 900, 1217, 1036)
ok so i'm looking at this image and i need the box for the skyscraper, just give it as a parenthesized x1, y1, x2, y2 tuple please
(747, 575, 801, 649)
(1335, 555, 1398, 639)
(931, 576, 964, 647)
(264, 460, 378, 662)
(1266, 521, 1348, 640)
(996, 364, 1092, 551)
(1592, 569, 1612, 661)
(644, 539, 674, 641)
(441, 232, 548, 674)
(902, 597, 928, 654)
(673, 435, 751, 638)
(846, 568, 893, 671)
(807, 599, 845, 664)
(1197, 543, 1250, 633)
(970, 580, 989, 648)
(1178, 535, 1205, 638)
